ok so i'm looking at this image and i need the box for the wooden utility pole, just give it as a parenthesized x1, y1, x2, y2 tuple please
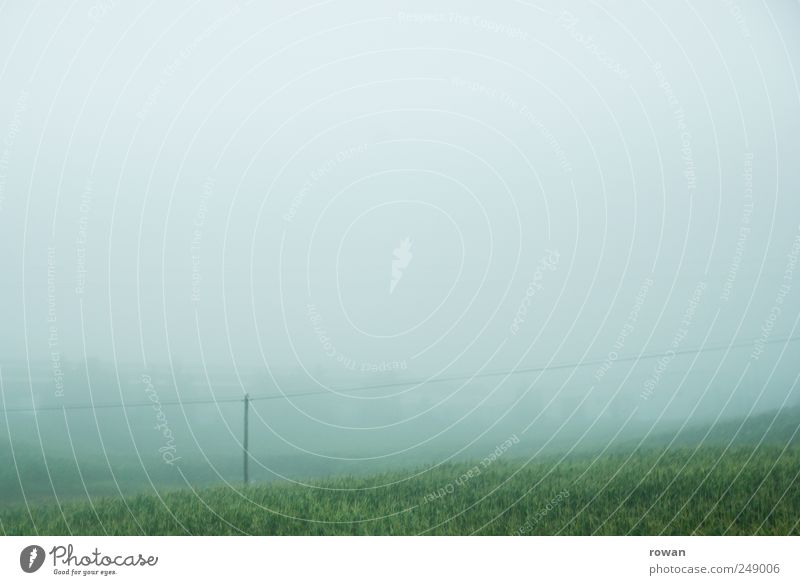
(243, 393, 249, 485)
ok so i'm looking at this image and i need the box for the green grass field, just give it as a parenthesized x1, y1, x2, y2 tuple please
(2, 443, 798, 535)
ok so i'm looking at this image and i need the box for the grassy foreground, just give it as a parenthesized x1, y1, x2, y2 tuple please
(2, 444, 798, 535)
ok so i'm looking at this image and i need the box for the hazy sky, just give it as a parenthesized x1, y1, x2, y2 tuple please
(1, 0, 799, 396)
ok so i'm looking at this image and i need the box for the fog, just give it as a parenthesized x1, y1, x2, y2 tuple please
(1, 1, 799, 498)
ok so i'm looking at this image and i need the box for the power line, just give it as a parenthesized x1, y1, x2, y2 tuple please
(318, 335, 800, 396)
(1, 334, 798, 415)
(0, 395, 244, 414)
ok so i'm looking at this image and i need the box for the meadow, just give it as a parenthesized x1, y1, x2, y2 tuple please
(2, 405, 798, 535)
(1, 443, 797, 535)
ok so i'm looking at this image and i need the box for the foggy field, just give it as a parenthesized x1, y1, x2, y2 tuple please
(2, 1, 800, 553)
(2, 407, 798, 535)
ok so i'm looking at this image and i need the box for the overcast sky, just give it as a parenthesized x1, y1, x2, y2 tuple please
(1, 0, 799, 398)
